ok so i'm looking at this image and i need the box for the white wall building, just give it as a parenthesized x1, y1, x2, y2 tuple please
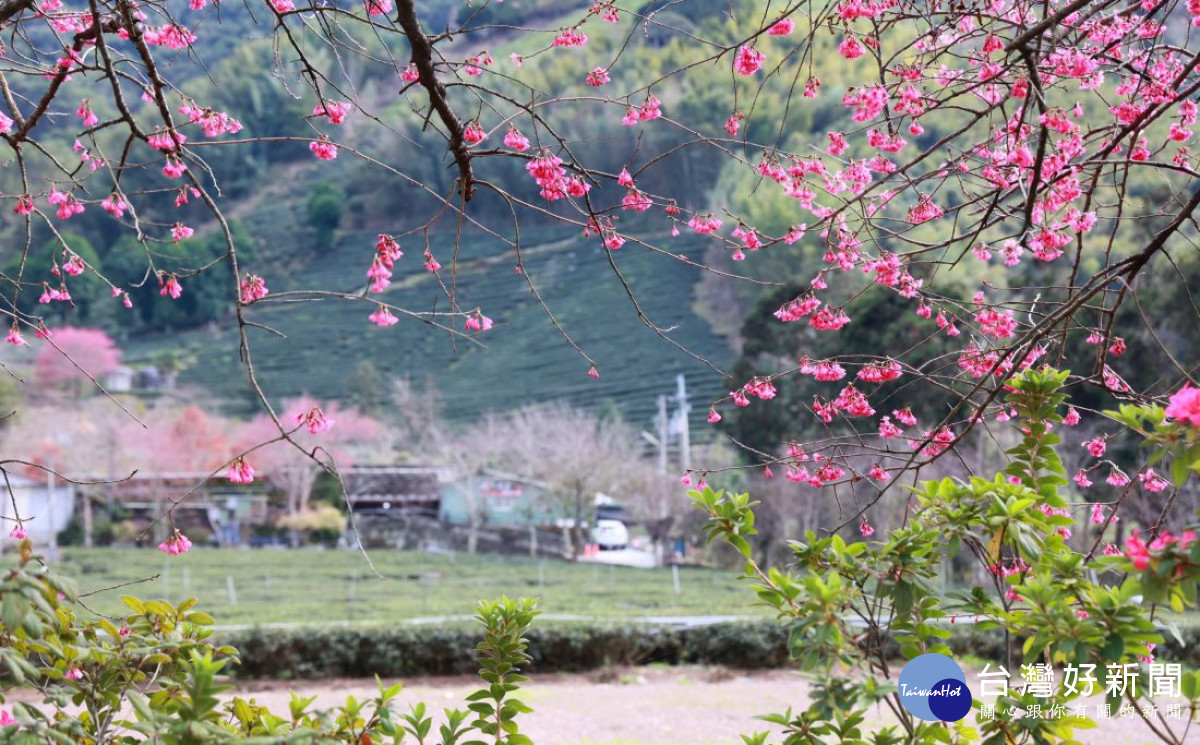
(0, 475, 75, 545)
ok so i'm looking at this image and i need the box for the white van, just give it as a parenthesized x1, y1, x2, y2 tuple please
(591, 519, 629, 550)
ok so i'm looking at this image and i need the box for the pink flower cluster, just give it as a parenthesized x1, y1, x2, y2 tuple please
(463, 121, 486, 145)
(465, 313, 494, 332)
(369, 305, 398, 327)
(622, 95, 663, 126)
(148, 130, 187, 151)
(144, 24, 196, 50)
(159, 274, 183, 300)
(239, 274, 269, 304)
(367, 233, 403, 293)
(504, 128, 530, 151)
(809, 307, 851, 331)
(526, 153, 590, 201)
(553, 28, 588, 47)
(227, 457, 255, 484)
(158, 530, 193, 555)
(800, 357, 846, 381)
(734, 46, 765, 75)
(1166, 384, 1200, 426)
(313, 101, 350, 125)
(1124, 529, 1197, 571)
(180, 101, 243, 137)
(586, 67, 610, 86)
(47, 188, 84, 219)
(5, 325, 27, 347)
(296, 406, 334, 434)
(857, 359, 902, 383)
(309, 138, 338, 160)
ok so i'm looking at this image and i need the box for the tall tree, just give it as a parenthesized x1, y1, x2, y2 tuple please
(502, 403, 643, 560)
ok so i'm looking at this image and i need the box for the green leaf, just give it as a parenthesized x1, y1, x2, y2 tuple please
(1100, 633, 1124, 662)
(893, 582, 913, 619)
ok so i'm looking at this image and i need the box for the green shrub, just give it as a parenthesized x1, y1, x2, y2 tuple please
(219, 618, 1200, 680)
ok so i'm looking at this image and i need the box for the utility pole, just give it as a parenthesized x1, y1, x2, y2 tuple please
(641, 394, 671, 475)
(657, 394, 668, 475)
(675, 374, 691, 473)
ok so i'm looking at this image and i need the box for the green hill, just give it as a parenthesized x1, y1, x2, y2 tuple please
(123, 226, 735, 428)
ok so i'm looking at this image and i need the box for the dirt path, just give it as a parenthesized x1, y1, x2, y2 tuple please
(232, 667, 1182, 745)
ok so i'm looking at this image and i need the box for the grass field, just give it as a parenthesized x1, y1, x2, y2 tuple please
(43, 548, 762, 627)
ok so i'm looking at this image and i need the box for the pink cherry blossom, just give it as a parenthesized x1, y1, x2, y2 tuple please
(1106, 469, 1130, 487)
(159, 274, 183, 300)
(586, 67, 609, 86)
(239, 275, 269, 304)
(639, 95, 663, 121)
(503, 128, 530, 152)
(1139, 469, 1170, 492)
(1166, 383, 1200, 426)
(102, 194, 127, 218)
(295, 406, 334, 434)
(878, 416, 903, 438)
(767, 17, 795, 35)
(157, 530, 193, 555)
(313, 101, 350, 124)
(463, 121, 486, 145)
(12, 196, 34, 215)
(1124, 530, 1150, 570)
(688, 214, 722, 234)
(227, 457, 255, 484)
(76, 100, 98, 127)
(1090, 503, 1114, 524)
(465, 313, 494, 332)
(369, 306, 399, 327)
(734, 46, 765, 76)
(838, 37, 866, 60)
(553, 28, 588, 48)
(309, 139, 338, 160)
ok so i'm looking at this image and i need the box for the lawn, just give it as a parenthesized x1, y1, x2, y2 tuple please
(42, 548, 763, 627)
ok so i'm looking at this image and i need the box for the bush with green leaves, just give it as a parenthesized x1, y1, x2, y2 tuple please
(695, 368, 1200, 744)
(0, 542, 539, 744)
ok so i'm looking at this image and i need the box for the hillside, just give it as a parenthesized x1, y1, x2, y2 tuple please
(121, 226, 735, 429)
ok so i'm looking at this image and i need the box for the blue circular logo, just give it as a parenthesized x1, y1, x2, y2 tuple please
(897, 653, 973, 722)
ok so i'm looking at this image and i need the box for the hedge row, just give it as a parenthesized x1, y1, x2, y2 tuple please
(217, 621, 1199, 680)
(219, 622, 792, 679)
